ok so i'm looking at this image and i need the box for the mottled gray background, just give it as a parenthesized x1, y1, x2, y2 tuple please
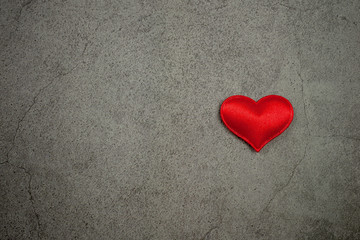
(1, 0, 359, 239)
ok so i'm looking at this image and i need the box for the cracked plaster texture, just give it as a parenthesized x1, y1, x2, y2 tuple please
(1, 0, 360, 239)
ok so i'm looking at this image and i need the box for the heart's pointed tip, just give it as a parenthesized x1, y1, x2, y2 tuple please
(252, 144, 263, 152)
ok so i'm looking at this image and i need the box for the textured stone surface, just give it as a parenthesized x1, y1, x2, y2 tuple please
(1, 0, 359, 239)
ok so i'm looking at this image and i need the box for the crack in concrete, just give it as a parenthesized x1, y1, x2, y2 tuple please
(80, 23, 102, 56)
(22, 165, 41, 239)
(296, 14, 311, 137)
(261, 142, 309, 214)
(4, 224, 10, 239)
(3, 161, 41, 239)
(311, 135, 360, 141)
(260, 10, 311, 215)
(277, 3, 298, 11)
(0, 26, 105, 235)
(258, 3, 358, 216)
(277, 2, 330, 12)
(15, 0, 36, 22)
(1, 25, 98, 165)
(1, 66, 78, 166)
(200, 226, 219, 240)
(0, 24, 100, 237)
(2, 0, 37, 48)
(298, 70, 310, 136)
(338, 15, 358, 27)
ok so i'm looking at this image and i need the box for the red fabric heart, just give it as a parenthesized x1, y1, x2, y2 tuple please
(220, 95, 294, 152)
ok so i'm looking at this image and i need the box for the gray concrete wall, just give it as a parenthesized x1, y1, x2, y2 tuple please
(1, 0, 359, 239)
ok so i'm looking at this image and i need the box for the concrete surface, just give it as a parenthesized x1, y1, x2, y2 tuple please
(1, 0, 360, 239)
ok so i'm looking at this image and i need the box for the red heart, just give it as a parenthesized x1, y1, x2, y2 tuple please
(220, 95, 294, 152)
